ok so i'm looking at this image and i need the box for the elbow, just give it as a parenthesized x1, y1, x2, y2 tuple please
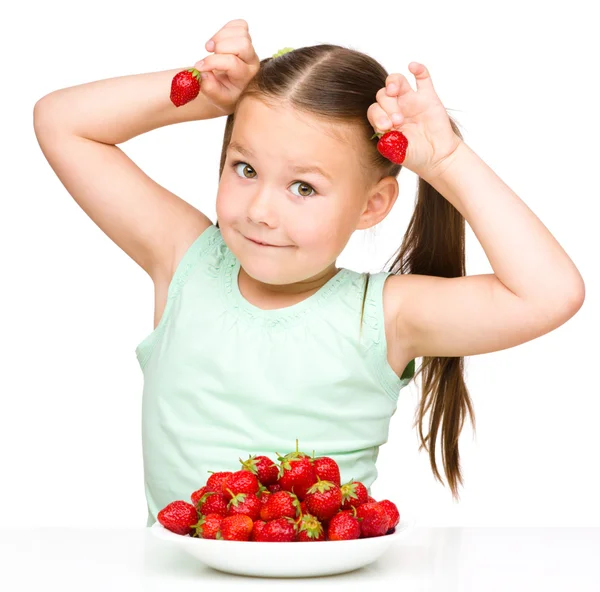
(528, 276, 585, 335)
(550, 276, 586, 327)
(566, 277, 585, 317)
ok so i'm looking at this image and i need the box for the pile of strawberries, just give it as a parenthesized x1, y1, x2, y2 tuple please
(157, 441, 400, 542)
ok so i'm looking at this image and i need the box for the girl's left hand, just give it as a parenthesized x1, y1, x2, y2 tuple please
(367, 62, 463, 179)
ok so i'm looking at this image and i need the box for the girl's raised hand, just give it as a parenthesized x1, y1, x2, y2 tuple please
(368, 63, 463, 179)
(194, 19, 261, 116)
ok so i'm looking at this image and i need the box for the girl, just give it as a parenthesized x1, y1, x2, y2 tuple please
(33, 19, 585, 527)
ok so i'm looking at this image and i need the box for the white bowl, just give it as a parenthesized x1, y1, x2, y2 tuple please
(151, 514, 416, 578)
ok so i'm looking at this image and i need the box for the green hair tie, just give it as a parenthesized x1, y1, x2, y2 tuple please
(272, 47, 294, 58)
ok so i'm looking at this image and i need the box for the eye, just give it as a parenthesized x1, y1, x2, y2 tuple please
(231, 161, 317, 199)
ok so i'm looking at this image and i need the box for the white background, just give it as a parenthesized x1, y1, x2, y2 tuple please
(3, 0, 598, 528)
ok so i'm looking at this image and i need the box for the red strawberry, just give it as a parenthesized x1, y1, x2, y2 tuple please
(206, 471, 232, 492)
(378, 499, 400, 529)
(367, 496, 377, 503)
(157, 500, 198, 535)
(217, 514, 254, 541)
(312, 456, 341, 487)
(222, 470, 259, 500)
(259, 490, 301, 522)
(170, 68, 201, 107)
(327, 510, 361, 541)
(356, 502, 391, 538)
(250, 520, 267, 541)
(299, 500, 308, 515)
(261, 517, 297, 542)
(197, 491, 229, 517)
(296, 513, 325, 542)
(257, 486, 271, 505)
(304, 478, 342, 521)
(192, 513, 223, 539)
(227, 491, 262, 521)
(373, 129, 408, 164)
(277, 454, 316, 501)
(267, 483, 282, 493)
(240, 454, 279, 485)
(340, 480, 370, 510)
(191, 485, 209, 508)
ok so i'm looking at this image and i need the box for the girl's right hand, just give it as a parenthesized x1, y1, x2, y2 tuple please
(194, 19, 261, 116)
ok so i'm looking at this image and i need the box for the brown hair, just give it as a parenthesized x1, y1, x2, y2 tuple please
(214, 44, 475, 502)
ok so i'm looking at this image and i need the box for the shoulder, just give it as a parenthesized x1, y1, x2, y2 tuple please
(170, 218, 218, 276)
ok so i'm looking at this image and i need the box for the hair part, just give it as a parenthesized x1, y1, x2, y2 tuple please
(214, 44, 476, 501)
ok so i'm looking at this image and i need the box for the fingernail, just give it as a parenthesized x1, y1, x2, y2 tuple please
(387, 84, 397, 93)
(206, 40, 215, 51)
(197, 60, 205, 69)
(380, 117, 391, 128)
(391, 113, 402, 124)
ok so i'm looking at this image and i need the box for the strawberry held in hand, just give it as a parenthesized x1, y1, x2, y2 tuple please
(368, 62, 463, 179)
(170, 68, 202, 107)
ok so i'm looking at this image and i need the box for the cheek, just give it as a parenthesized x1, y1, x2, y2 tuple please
(215, 187, 239, 222)
(292, 215, 346, 250)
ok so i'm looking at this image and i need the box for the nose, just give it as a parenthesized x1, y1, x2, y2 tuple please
(246, 189, 278, 227)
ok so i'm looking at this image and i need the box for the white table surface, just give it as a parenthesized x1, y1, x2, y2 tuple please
(1, 526, 598, 591)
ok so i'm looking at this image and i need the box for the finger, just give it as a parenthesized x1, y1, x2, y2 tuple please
(376, 86, 403, 115)
(408, 62, 435, 94)
(206, 21, 251, 51)
(384, 73, 415, 98)
(367, 102, 397, 134)
(195, 53, 250, 87)
(202, 36, 257, 68)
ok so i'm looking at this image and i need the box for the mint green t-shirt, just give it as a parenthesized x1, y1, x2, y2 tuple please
(135, 224, 412, 526)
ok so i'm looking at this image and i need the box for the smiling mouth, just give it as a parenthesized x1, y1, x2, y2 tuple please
(244, 235, 287, 248)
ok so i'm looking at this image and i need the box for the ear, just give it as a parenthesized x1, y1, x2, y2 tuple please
(355, 176, 399, 230)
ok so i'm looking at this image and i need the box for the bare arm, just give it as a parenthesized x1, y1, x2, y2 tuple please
(34, 67, 227, 143)
(33, 67, 224, 279)
(396, 141, 585, 359)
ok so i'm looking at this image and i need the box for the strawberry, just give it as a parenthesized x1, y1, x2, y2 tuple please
(304, 478, 342, 521)
(327, 510, 361, 541)
(221, 470, 260, 500)
(191, 485, 209, 508)
(312, 456, 341, 487)
(240, 454, 279, 485)
(157, 500, 198, 536)
(170, 68, 201, 107)
(217, 514, 254, 541)
(267, 483, 282, 493)
(356, 502, 391, 538)
(259, 490, 301, 522)
(227, 491, 262, 521)
(206, 471, 232, 492)
(257, 485, 271, 505)
(378, 499, 400, 529)
(340, 480, 370, 510)
(261, 517, 297, 542)
(192, 513, 223, 539)
(299, 500, 308, 515)
(197, 491, 229, 517)
(277, 451, 316, 501)
(250, 520, 267, 541)
(296, 513, 325, 542)
(372, 129, 408, 165)
(367, 495, 377, 504)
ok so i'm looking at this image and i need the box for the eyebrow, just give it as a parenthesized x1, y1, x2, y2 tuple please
(227, 141, 334, 182)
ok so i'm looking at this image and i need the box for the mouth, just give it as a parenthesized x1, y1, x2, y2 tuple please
(244, 234, 287, 248)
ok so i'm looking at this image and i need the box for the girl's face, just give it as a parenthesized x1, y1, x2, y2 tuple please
(216, 96, 376, 288)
